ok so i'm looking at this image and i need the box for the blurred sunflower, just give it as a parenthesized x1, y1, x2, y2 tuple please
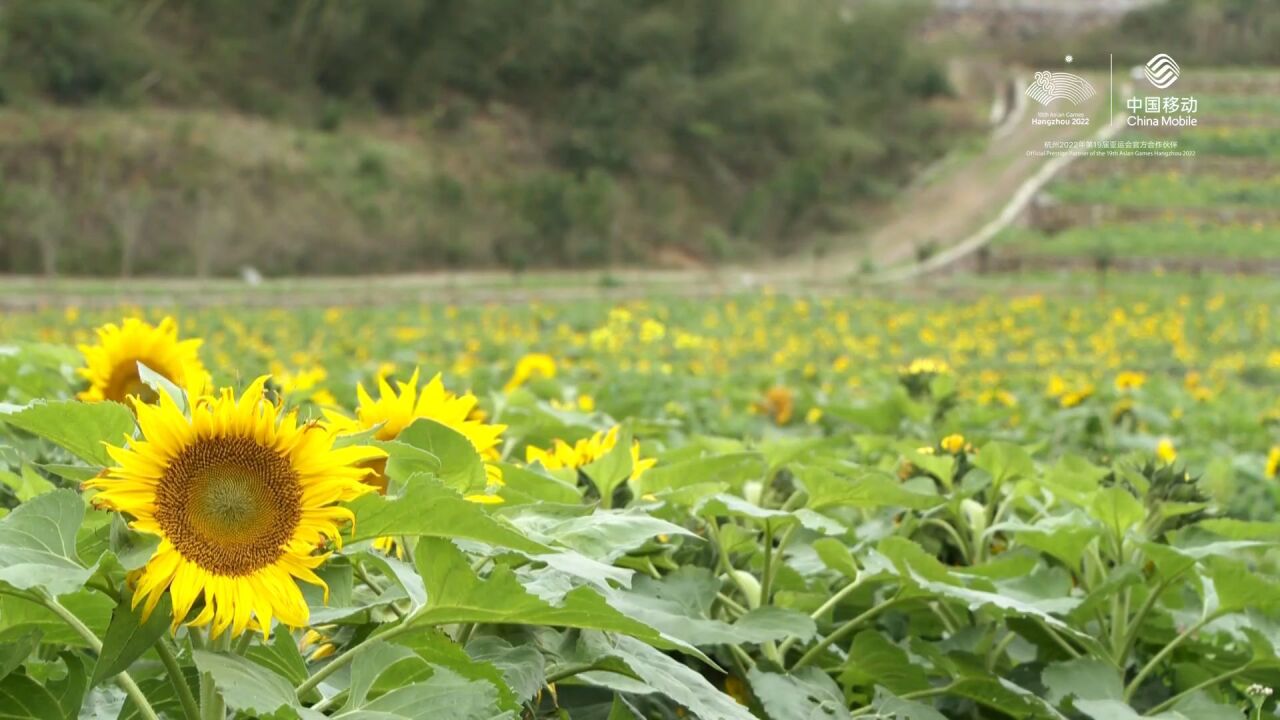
(84, 377, 384, 639)
(526, 426, 655, 481)
(325, 368, 506, 498)
(503, 353, 557, 393)
(1266, 446, 1280, 479)
(78, 317, 209, 403)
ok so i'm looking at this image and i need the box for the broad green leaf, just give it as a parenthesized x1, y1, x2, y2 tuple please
(411, 538, 677, 651)
(735, 607, 817, 643)
(91, 593, 172, 686)
(813, 537, 859, 578)
(749, 667, 850, 720)
(1041, 658, 1123, 705)
(493, 462, 582, 505)
(0, 672, 65, 720)
(0, 489, 91, 596)
(1207, 559, 1280, 613)
(839, 631, 930, 695)
(390, 628, 518, 711)
(503, 507, 696, 562)
(246, 630, 309, 687)
(394, 419, 487, 494)
(581, 427, 633, 503)
(991, 512, 1099, 568)
(797, 467, 940, 511)
(1199, 518, 1280, 541)
(49, 651, 91, 720)
(0, 400, 134, 467)
(465, 636, 546, 704)
(341, 641, 425, 710)
(0, 629, 40, 681)
(1089, 488, 1145, 543)
(0, 591, 112, 648)
(193, 650, 300, 717)
(0, 465, 55, 502)
(337, 665, 502, 720)
(973, 441, 1035, 486)
(1074, 699, 1189, 720)
(359, 552, 428, 610)
(578, 633, 755, 720)
(347, 474, 547, 553)
(872, 687, 947, 720)
(633, 453, 765, 497)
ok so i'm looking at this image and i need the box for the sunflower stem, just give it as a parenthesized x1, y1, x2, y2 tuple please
(39, 593, 161, 720)
(233, 631, 254, 655)
(156, 638, 201, 720)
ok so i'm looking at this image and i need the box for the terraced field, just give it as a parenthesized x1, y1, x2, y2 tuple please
(992, 71, 1280, 272)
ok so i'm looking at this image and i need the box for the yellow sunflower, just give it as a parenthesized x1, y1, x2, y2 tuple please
(503, 353, 557, 393)
(325, 368, 507, 499)
(78, 317, 210, 403)
(525, 426, 656, 481)
(85, 377, 384, 639)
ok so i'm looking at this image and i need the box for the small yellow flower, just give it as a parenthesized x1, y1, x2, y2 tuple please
(1156, 437, 1177, 464)
(526, 426, 656, 481)
(805, 407, 823, 424)
(941, 434, 966, 454)
(1114, 371, 1146, 392)
(504, 353, 557, 393)
(578, 394, 596, 412)
(1266, 447, 1280, 479)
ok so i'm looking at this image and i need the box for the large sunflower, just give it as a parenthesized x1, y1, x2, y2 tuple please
(85, 378, 384, 639)
(526, 426, 656, 482)
(78, 317, 210, 403)
(326, 368, 507, 495)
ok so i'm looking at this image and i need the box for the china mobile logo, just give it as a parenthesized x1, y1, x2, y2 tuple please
(1025, 71, 1095, 107)
(1144, 53, 1180, 89)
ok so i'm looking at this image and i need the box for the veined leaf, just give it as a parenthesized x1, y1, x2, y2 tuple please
(0, 400, 134, 467)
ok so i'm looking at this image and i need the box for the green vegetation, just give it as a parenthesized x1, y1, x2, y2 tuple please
(0, 0, 963, 277)
(1049, 173, 1280, 208)
(997, 221, 1280, 261)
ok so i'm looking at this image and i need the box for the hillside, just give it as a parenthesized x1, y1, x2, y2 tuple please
(0, 0, 973, 277)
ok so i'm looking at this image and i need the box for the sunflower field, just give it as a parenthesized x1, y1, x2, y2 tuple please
(1, 282, 1280, 720)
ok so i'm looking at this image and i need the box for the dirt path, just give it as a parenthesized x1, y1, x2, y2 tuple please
(815, 70, 1111, 274)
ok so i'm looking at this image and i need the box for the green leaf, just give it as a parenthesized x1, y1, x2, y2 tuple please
(0, 672, 65, 720)
(1207, 558, 1280, 613)
(973, 442, 1035, 486)
(578, 633, 755, 720)
(797, 467, 941, 511)
(632, 453, 765, 497)
(0, 591, 111, 648)
(192, 650, 300, 717)
(1041, 658, 1123, 706)
(1089, 487, 1145, 542)
(246, 631, 309, 687)
(0, 465, 55, 503)
(0, 400, 134, 467)
(412, 538, 677, 651)
(813, 537, 859, 578)
(391, 627, 519, 712)
(493, 462, 582, 505)
(338, 665, 502, 720)
(749, 667, 850, 720)
(0, 489, 91, 596)
(503, 506, 696, 562)
(872, 687, 947, 720)
(393, 419, 487, 495)
(466, 637, 546, 703)
(347, 474, 547, 553)
(581, 427, 633, 503)
(1074, 699, 1189, 720)
(49, 651, 91, 720)
(839, 631, 930, 695)
(0, 629, 40, 681)
(91, 592, 172, 687)
(136, 363, 188, 413)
